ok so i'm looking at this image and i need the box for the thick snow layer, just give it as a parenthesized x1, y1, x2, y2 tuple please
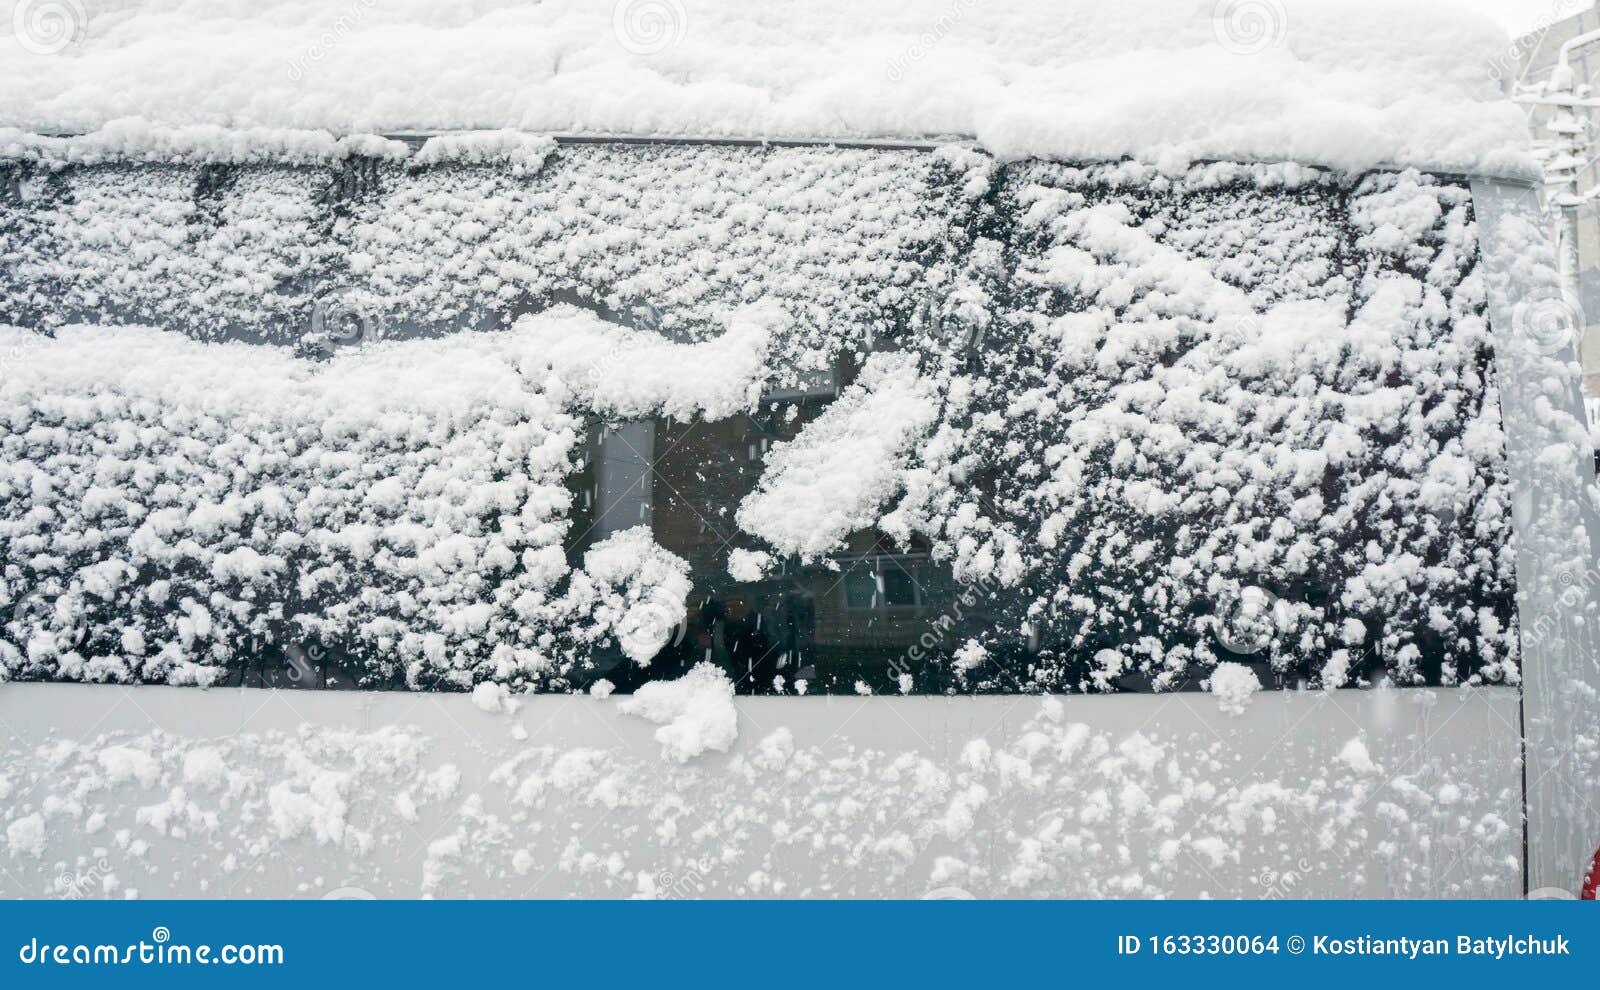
(521, 304, 776, 421)
(0, 143, 940, 381)
(0, 317, 698, 687)
(875, 162, 1517, 691)
(0, 1, 1532, 176)
(0, 155, 1519, 691)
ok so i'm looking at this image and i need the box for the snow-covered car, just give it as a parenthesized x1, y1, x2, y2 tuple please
(0, 0, 1596, 899)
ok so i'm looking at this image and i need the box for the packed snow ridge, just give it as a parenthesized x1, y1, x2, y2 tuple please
(0, 0, 1535, 177)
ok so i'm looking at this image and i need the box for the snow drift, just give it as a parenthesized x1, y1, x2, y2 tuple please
(0, 0, 1533, 177)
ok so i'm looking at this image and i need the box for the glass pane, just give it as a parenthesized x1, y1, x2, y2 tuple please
(880, 567, 916, 607)
(844, 571, 878, 610)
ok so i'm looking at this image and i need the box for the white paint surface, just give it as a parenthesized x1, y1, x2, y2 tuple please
(0, 683, 1522, 899)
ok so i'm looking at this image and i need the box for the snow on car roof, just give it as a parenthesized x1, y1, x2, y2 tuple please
(0, 0, 1535, 177)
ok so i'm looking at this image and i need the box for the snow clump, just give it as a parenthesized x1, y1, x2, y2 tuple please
(616, 662, 739, 763)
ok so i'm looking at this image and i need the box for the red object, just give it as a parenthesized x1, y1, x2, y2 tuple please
(1584, 847, 1600, 900)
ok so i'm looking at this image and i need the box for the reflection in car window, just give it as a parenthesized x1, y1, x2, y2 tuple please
(566, 379, 998, 695)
